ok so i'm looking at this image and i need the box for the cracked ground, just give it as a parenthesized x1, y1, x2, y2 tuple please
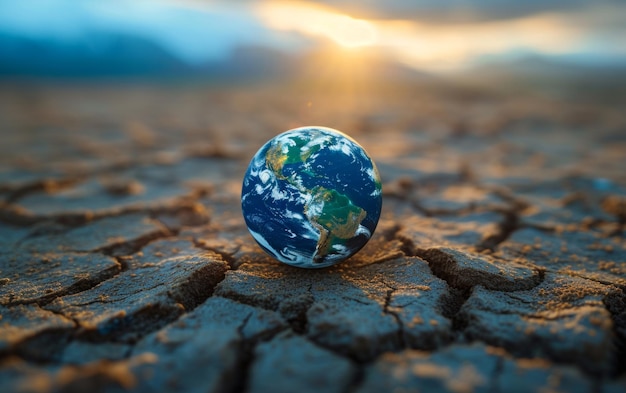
(0, 81, 625, 393)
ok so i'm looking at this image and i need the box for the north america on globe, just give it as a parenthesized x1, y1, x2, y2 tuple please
(241, 126, 382, 268)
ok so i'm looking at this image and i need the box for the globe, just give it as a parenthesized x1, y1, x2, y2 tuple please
(241, 126, 382, 268)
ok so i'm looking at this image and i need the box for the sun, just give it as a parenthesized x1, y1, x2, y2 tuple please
(256, 1, 378, 48)
(322, 17, 377, 48)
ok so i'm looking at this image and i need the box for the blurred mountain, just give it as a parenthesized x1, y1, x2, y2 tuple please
(0, 32, 183, 77)
(471, 54, 626, 84)
(453, 55, 626, 102)
(2, 28, 624, 98)
(0, 32, 298, 81)
(0, 30, 427, 84)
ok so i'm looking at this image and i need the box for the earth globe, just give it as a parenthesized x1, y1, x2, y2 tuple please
(241, 126, 382, 268)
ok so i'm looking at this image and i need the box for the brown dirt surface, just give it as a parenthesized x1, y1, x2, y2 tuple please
(0, 81, 625, 392)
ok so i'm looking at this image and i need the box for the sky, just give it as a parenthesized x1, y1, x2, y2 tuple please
(0, 0, 625, 77)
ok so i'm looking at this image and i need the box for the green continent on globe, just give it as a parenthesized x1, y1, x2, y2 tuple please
(305, 186, 366, 262)
(264, 135, 367, 263)
(266, 135, 321, 181)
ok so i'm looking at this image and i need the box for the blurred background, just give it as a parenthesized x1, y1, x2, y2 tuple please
(0, 0, 625, 187)
(1, 0, 625, 91)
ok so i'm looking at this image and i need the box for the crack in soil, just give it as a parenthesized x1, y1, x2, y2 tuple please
(285, 283, 313, 334)
(603, 289, 626, 377)
(227, 313, 288, 393)
(398, 238, 473, 337)
(439, 287, 472, 334)
(558, 270, 626, 293)
(100, 227, 174, 257)
(227, 313, 254, 393)
(0, 190, 207, 227)
(382, 284, 406, 349)
(192, 238, 240, 270)
(344, 365, 366, 393)
(489, 356, 504, 393)
(5, 178, 82, 205)
(4, 259, 123, 307)
(20, 253, 231, 362)
(475, 210, 520, 252)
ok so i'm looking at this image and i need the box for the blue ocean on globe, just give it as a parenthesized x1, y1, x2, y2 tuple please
(241, 126, 382, 268)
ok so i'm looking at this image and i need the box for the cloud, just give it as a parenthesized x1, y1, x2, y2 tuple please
(366, 2, 626, 71)
(0, 0, 624, 77)
(310, 0, 617, 23)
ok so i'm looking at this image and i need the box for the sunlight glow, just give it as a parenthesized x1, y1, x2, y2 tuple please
(375, 13, 582, 71)
(255, 1, 607, 72)
(256, 1, 377, 48)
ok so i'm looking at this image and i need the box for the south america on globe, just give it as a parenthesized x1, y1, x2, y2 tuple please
(241, 126, 382, 268)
